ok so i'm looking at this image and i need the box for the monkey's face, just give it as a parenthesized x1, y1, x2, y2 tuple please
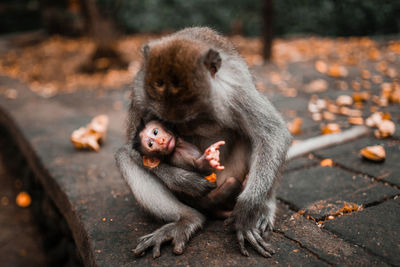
(139, 121, 176, 156)
(142, 39, 218, 123)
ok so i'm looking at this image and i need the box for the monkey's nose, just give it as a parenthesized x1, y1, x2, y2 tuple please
(155, 137, 166, 145)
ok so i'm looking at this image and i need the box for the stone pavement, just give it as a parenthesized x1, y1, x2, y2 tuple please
(0, 60, 399, 266)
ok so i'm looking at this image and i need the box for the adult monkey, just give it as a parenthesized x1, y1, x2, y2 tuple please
(115, 27, 292, 258)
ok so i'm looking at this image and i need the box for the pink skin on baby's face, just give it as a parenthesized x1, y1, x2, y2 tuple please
(139, 121, 176, 156)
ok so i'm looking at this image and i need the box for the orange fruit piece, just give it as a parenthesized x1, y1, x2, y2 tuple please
(320, 159, 333, 167)
(143, 156, 161, 168)
(204, 173, 217, 183)
(16, 191, 31, 208)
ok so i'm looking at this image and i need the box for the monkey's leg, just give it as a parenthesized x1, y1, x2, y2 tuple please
(202, 177, 242, 219)
(207, 177, 242, 210)
(229, 95, 291, 258)
(116, 146, 205, 258)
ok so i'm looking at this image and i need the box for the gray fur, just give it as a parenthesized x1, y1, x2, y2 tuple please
(115, 27, 291, 258)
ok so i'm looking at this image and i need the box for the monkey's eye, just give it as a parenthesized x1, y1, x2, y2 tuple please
(153, 128, 158, 135)
(155, 79, 164, 87)
(148, 140, 154, 148)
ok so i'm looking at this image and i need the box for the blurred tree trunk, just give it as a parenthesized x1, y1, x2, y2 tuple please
(39, 0, 85, 36)
(80, 0, 128, 73)
(262, 0, 273, 62)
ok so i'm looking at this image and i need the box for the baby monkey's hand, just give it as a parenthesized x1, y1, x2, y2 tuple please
(205, 141, 225, 171)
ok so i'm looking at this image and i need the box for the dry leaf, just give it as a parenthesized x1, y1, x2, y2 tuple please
(282, 87, 298, 97)
(382, 113, 392, 121)
(365, 112, 383, 127)
(16, 191, 31, 208)
(322, 111, 336, 121)
(320, 159, 333, 167)
(143, 156, 161, 168)
(328, 64, 348, 77)
(362, 80, 371, 89)
(375, 120, 395, 138)
(353, 101, 364, 109)
(339, 107, 362, 117)
(351, 81, 361, 91)
(348, 117, 364, 125)
(368, 48, 380, 60)
(269, 72, 282, 84)
(390, 90, 400, 104)
(331, 202, 361, 216)
(312, 113, 322, 121)
(327, 103, 339, 113)
(386, 68, 397, 78)
(370, 106, 379, 113)
(321, 123, 341, 134)
(315, 60, 328, 73)
(5, 89, 18, 99)
(352, 92, 370, 102)
(256, 82, 265, 91)
(336, 95, 353, 106)
(287, 118, 303, 135)
(372, 95, 388, 107)
(305, 79, 328, 93)
(372, 75, 383, 84)
(360, 145, 386, 162)
(336, 80, 348, 90)
(361, 70, 371, 79)
(71, 115, 109, 151)
(376, 61, 388, 73)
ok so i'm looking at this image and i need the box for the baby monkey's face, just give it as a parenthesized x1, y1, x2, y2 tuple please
(140, 121, 176, 156)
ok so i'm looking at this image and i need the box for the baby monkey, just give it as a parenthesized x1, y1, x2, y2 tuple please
(133, 120, 242, 217)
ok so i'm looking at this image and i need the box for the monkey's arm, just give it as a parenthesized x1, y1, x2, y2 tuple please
(169, 141, 213, 173)
(115, 145, 205, 258)
(130, 144, 215, 197)
(287, 125, 370, 160)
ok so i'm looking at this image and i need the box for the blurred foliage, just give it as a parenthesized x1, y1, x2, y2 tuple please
(0, 0, 399, 36)
(110, 0, 400, 36)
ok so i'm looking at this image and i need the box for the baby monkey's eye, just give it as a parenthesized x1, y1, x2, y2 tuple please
(153, 128, 158, 135)
(148, 140, 154, 148)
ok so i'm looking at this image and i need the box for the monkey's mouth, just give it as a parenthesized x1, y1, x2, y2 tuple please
(166, 137, 175, 153)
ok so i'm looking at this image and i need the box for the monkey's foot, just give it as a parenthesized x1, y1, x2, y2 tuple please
(235, 228, 275, 258)
(133, 217, 202, 258)
(227, 199, 277, 258)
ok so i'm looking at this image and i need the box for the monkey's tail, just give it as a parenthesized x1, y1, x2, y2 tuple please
(286, 125, 370, 160)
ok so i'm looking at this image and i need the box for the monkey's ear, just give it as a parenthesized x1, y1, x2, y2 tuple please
(141, 44, 150, 58)
(203, 49, 221, 77)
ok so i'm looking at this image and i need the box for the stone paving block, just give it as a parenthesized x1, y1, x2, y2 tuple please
(275, 204, 389, 266)
(324, 198, 400, 266)
(279, 165, 400, 219)
(0, 76, 330, 266)
(315, 137, 400, 187)
(284, 156, 318, 172)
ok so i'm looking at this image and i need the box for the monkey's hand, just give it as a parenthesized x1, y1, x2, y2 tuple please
(205, 141, 225, 171)
(226, 199, 275, 258)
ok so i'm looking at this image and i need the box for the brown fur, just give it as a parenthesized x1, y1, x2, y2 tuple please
(145, 39, 206, 100)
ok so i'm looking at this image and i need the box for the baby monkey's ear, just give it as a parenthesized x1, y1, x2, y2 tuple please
(203, 49, 221, 77)
(141, 44, 150, 58)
